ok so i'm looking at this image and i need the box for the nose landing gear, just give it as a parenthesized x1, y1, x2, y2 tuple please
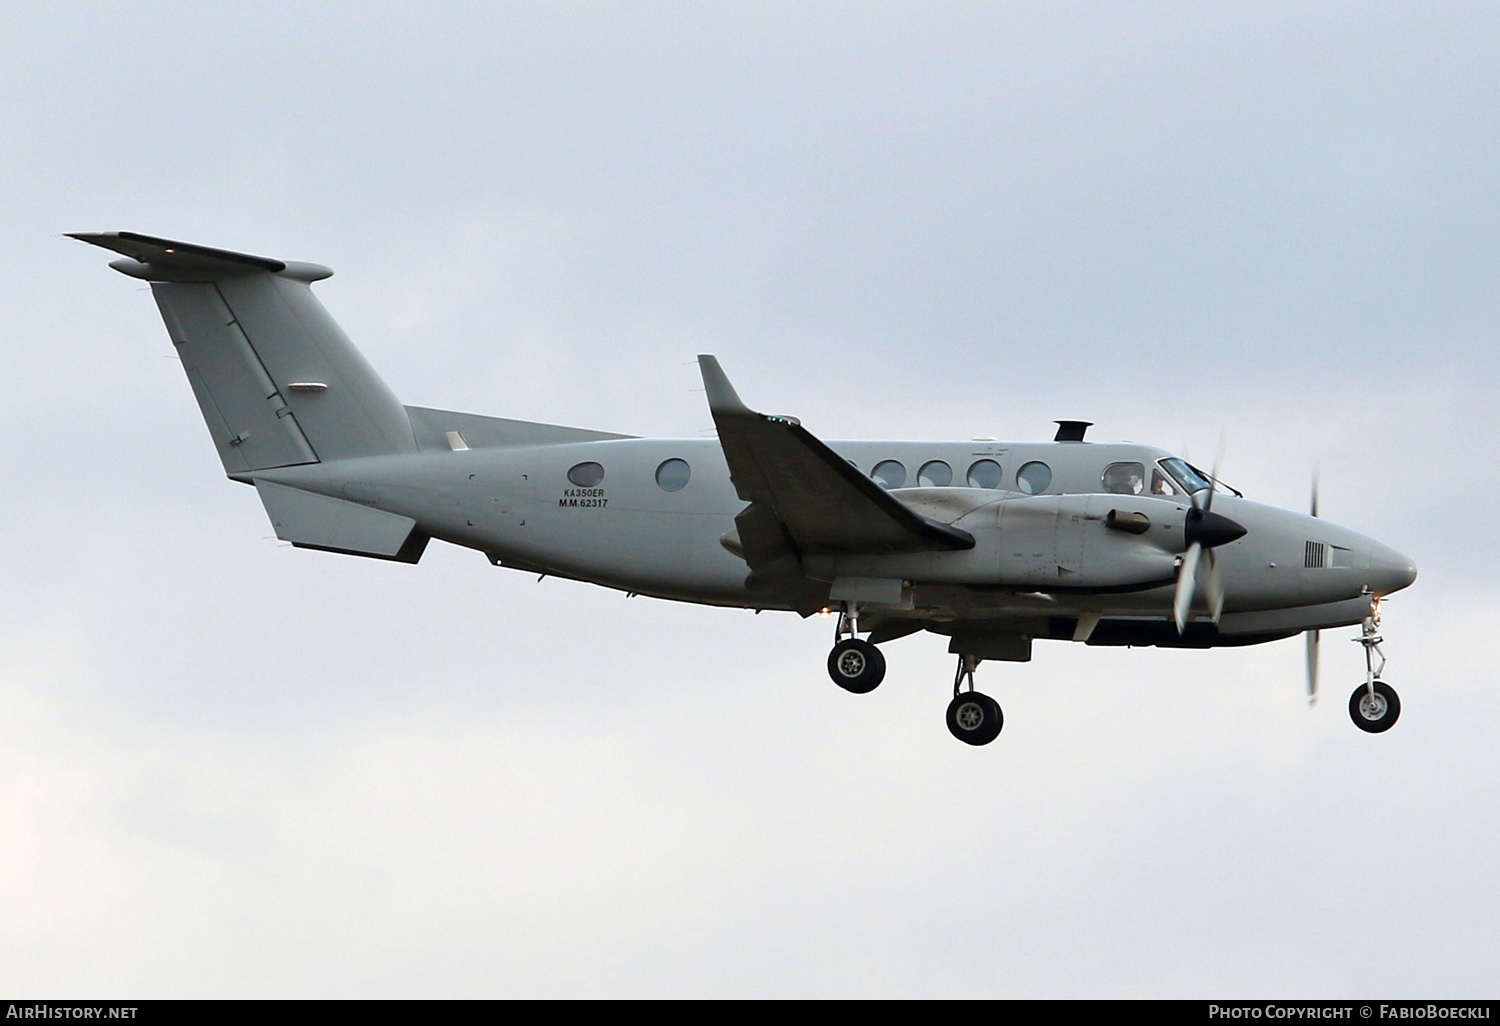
(825, 603, 886, 694)
(947, 654, 1003, 746)
(1348, 604, 1401, 733)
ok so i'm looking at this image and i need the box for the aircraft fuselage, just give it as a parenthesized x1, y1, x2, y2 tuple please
(252, 435, 1415, 646)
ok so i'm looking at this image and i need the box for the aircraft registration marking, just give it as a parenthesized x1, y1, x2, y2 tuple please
(560, 487, 607, 508)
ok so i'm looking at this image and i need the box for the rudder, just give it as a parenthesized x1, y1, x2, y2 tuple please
(153, 281, 318, 474)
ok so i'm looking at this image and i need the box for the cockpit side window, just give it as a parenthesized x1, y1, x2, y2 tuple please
(1102, 462, 1145, 495)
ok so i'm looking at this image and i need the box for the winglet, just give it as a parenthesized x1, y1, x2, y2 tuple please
(697, 355, 753, 416)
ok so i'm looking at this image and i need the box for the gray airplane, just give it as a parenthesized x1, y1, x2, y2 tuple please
(72, 232, 1418, 745)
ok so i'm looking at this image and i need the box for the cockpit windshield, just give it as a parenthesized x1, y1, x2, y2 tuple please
(1160, 457, 1211, 495)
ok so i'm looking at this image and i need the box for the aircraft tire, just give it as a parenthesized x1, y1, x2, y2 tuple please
(946, 691, 1003, 746)
(1349, 680, 1400, 733)
(827, 638, 885, 693)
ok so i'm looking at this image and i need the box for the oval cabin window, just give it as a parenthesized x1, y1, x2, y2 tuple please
(567, 462, 605, 488)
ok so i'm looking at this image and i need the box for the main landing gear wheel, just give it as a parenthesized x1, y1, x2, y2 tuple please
(828, 638, 886, 694)
(946, 691, 1003, 746)
(1349, 680, 1400, 733)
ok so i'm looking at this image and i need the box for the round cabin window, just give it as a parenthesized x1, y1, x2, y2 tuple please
(966, 459, 1003, 489)
(917, 460, 953, 487)
(871, 460, 906, 489)
(1016, 461, 1052, 494)
(567, 462, 604, 488)
(655, 458, 691, 492)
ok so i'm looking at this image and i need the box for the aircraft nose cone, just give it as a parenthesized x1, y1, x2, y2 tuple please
(1368, 541, 1417, 595)
(1185, 508, 1248, 549)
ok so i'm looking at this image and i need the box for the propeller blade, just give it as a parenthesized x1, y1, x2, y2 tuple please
(1203, 430, 1228, 513)
(1174, 542, 1203, 633)
(1305, 628, 1320, 705)
(1178, 435, 1230, 633)
(1310, 468, 1320, 519)
(1204, 550, 1225, 623)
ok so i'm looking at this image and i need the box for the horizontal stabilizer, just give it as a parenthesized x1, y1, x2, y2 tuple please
(67, 231, 332, 283)
(254, 480, 428, 563)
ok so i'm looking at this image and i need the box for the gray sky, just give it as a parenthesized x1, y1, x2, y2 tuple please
(0, 1, 1496, 997)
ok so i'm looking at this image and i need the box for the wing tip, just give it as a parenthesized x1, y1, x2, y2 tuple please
(698, 354, 752, 415)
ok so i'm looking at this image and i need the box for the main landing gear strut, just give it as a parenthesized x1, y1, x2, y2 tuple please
(824, 603, 1004, 746)
(1349, 602, 1400, 733)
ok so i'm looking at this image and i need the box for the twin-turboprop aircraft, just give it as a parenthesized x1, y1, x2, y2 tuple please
(73, 232, 1418, 745)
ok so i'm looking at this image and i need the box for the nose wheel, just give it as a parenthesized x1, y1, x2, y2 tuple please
(1349, 679, 1400, 733)
(947, 654, 1003, 745)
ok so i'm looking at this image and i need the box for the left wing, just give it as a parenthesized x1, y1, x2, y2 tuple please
(699, 355, 974, 556)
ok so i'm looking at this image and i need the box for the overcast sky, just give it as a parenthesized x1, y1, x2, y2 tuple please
(1, 1, 1496, 997)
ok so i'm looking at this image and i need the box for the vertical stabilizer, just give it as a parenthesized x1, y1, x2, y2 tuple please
(71, 232, 417, 476)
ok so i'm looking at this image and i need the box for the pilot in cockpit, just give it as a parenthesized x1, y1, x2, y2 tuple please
(1102, 461, 1146, 495)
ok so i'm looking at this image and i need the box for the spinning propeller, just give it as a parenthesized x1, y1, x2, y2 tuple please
(1305, 470, 1320, 705)
(1172, 436, 1247, 633)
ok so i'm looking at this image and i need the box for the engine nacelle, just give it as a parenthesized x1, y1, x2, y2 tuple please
(805, 491, 1190, 591)
(983, 492, 1185, 589)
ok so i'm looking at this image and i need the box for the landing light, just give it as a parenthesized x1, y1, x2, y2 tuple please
(820, 607, 831, 618)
